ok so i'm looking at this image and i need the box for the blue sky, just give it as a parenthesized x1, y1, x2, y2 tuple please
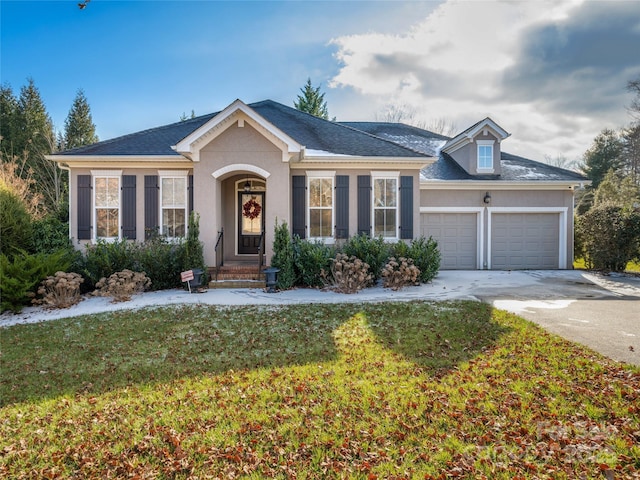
(2, 0, 640, 163)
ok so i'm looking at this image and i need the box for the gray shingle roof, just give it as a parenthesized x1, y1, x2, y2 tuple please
(59, 100, 426, 158)
(57, 99, 587, 183)
(344, 121, 587, 183)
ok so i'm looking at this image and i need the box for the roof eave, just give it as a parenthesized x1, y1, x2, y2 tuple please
(420, 179, 590, 190)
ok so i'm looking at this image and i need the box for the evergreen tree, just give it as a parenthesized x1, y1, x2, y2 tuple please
(294, 78, 329, 120)
(64, 89, 98, 149)
(581, 128, 623, 190)
(14, 79, 60, 213)
(594, 169, 640, 208)
(0, 85, 19, 158)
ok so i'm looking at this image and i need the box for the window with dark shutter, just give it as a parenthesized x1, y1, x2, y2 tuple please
(292, 175, 306, 238)
(77, 175, 92, 240)
(122, 175, 136, 239)
(400, 175, 413, 239)
(357, 175, 371, 236)
(144, 175, 159, 239)
(335, 175, 349, 239)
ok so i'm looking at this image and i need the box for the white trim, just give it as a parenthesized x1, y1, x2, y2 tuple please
(306, 170, 336, 177)
(372, 172, 400, 241)
(173, 99, 302, 158)
(307, 174, 335, 242)
(477, 140, 494, 171)
(159, 174, 188, 239)
(420, 181, 584, 190)
(486, 207, 568, 269)
(158, 169, 188, 177)
(211, 163, 271, 180)
(419, 207, 485, 269)
(371, 170, 400, 178)
(442, 117, 510, 154)
(92, 172, 122, 242)
(91, 169, 122, 176)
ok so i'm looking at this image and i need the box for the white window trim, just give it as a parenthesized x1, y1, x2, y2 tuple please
(306, 171, 335, 242)
(159, 170, 189, 239)
(486, 207, 568, 270)
(477, 140, 495, 173)
(419, 207, 485, 269)
(371, 171, 400, 241)
(91, 170, 122, 242)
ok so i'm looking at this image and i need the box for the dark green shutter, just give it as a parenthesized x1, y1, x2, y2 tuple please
(144, 175, 159, 239)
(122, 175, 136, 239)
(357, 175, 371, 236)
(400, 175, 413, 239)
(77, 174, 92, 240)
(292, 175, 306, 238)
(335, 175, 349, 239)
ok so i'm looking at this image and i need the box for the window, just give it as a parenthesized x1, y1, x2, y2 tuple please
(372, 172, 398, 239)
(477, 141, 494, 170)
(94, 174, 121, 240)
(160, 173, 187, 238)
(308, 174, 334, 239)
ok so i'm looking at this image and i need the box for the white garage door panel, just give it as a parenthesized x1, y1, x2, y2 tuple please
(421, 213, 477, 270)
(491, 213, 559, 270)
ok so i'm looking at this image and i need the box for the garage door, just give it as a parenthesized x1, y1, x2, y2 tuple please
(491, 213, 559, 269)
(421, 213, 477, 269)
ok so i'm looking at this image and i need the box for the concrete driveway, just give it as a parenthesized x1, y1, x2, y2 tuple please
(477, 271, 640, 366)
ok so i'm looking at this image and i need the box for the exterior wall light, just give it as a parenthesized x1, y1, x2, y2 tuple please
(483, 192, 491, 204)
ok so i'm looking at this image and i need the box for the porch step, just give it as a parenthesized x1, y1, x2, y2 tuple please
(210, 264, 265, 282)
(208, 279, 266, 289)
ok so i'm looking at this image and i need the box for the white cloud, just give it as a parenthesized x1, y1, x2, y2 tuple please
(329, 0, 640, 162)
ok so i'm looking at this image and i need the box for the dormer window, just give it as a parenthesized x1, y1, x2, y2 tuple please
(477, 140, 495, 172)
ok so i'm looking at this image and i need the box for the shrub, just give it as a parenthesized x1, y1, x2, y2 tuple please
(32, 271, 84, 309)
(136, 234, 185, 290)
(322, 253, 372, 294)
(0, 185, 33, 259)
(577, 203, 640, 271)
(271, 220, 296, 290)
(0, 250, 71, 313)
(94, 269, 151, 302)
(182, 212, 207, 282)
(407, 236, 441, 283)
(381, 257, 420, 290)
(76, 239, 138, 290)
(292, 236, 335, 288)
(341, 234, 389, 282)
(30, 214, 74, 255)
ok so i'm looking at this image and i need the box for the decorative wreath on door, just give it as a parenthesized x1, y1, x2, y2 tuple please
(242, 198, 262, 220)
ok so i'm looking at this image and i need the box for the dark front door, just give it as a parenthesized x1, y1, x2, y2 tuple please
(238, 191, 265, 254)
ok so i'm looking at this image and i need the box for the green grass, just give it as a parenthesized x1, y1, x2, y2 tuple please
(1, 301, 639, 478)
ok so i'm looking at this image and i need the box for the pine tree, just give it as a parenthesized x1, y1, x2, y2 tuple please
(294, 78, 329, 120)
(581, 129, 624, 190)
(64, 89, 98, 149)
(13, 78, 63, 213)
(0, 85, 19, 158)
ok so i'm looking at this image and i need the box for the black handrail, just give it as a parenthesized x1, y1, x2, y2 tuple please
(214, 228, 224, 281)
(256, 231, 265, 280)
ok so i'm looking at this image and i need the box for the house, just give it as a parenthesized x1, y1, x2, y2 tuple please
(49, 99, 587, 272)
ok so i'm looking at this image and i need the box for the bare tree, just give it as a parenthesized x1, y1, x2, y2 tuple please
(543, 154, 581, 172)
(376, 103, 457, 136)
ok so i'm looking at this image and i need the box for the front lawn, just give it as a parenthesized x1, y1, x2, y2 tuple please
(1, 301, 638, 478)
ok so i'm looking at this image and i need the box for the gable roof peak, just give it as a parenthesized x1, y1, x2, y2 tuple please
(442, 117, 510, 154)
